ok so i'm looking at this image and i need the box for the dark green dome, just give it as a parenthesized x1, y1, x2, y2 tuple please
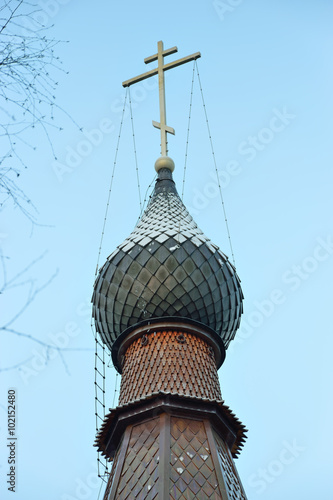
(92, 167, 243, 354)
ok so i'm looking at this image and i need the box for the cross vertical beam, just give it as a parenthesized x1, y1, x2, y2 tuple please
(122, 41, 201, 157)
(155, 41, 174, 156)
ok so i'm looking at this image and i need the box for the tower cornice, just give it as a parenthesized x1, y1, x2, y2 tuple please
(95, 394, 247, 460)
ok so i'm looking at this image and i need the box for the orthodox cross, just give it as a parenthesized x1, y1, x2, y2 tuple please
(122, 40, 201, 157)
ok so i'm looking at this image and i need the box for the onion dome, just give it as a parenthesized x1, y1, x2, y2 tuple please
(92, 157, 243, 364)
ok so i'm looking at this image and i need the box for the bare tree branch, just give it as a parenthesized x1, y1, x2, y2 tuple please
(0, 0, 80, 221)
(0, 252, 93, 373)
(0, 2, 88, 374)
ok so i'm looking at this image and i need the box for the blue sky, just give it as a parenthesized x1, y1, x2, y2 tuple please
(1, 1, 333, 499)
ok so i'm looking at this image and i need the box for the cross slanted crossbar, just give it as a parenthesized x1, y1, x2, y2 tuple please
(122, 41, 201, 157)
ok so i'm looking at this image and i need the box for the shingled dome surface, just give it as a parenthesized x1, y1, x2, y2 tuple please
(92, 167, 243, 353)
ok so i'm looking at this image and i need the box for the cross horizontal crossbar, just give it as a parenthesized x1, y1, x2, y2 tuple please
(122, 52, 201, 88)
(144, 46, 178, 64)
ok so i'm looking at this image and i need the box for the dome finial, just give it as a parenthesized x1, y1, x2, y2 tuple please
(122, 40, 201, 161)
(154, 155, 175, 172)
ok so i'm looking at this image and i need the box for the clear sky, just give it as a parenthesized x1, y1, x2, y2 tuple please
(1, 1, 333, 499)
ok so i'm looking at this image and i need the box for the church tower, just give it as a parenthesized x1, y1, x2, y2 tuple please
(92, 41, 248, 499)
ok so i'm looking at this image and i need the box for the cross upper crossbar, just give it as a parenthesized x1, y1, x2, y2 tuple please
(122, 41, 201, 157)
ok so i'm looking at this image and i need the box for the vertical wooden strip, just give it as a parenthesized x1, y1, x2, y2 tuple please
(203, 419, 230, 500)
(225, 444, 248, 499)
(108, 425, 132, 499)
(158, 412, 171, 500)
